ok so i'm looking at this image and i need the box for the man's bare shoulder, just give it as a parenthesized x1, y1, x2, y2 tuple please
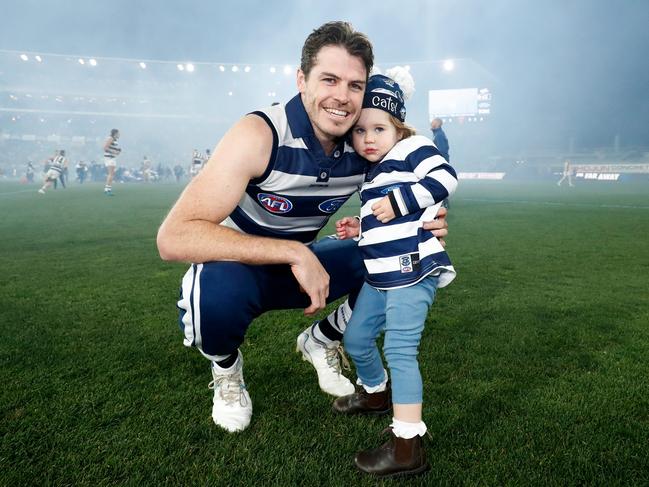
(210, 114, 274, 179)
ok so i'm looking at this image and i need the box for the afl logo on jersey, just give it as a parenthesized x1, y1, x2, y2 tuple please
(257, 193, 293, 214)
(318, 197, 347, 214)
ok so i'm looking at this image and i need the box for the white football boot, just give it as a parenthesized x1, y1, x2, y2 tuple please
(296, 323, 355, 397)
(208, 351, 252, 432)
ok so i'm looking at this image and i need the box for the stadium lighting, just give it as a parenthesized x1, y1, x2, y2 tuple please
(231, 65, 239, 72)
(89, 58, 97, 66)
(185, 63, 195, 72)
(219, 65, 225, 72)
(228, 91, 233, 96)
(283, 65, 292, 75)
(177, 64, 185, 71)
(443, 59, 455, 72)
(20, 54, 29, 61)
(139, 62, 147, 69)
(244, 66, 251, 73)
(35, 55, 42, 62)
(78, 58, 85, 65)
(269, 66, 276, 73)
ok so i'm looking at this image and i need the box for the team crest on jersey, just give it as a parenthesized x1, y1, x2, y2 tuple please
(257, 193, 293, 214)
(318, 197, 347, 214)
(399, 252, 420, 273)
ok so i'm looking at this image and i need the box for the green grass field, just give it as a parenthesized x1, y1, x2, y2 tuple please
(1, 179, 648, 486)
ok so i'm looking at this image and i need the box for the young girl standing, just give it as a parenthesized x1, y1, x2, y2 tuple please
(334, 69, 458, 478)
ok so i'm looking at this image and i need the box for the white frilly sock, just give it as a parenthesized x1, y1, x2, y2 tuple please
(391, 418, 427, 439)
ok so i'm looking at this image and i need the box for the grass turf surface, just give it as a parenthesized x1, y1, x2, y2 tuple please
(1, 180, 648, 485)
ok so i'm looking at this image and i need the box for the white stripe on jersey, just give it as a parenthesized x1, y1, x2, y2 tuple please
(359, 205, 440, 246)
(363, 237, 447, 274)
(284, 138, 309, 150)
(392, 189, 408, 216)
(409, 169, 458, 207)
(363, 171, 418, 191)
(413, 154, 447, 178)
(261, 170, 362, 196)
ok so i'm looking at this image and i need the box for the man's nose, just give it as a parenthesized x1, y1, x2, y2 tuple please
(333, 84, 350, 103)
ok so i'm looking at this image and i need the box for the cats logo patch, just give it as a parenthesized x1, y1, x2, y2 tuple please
(318, 197, 347, 214)
(399, 252, 420, 273)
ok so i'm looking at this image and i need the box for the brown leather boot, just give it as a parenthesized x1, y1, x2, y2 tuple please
(332, 383, 391, 415)
(354, 428, 429, 478)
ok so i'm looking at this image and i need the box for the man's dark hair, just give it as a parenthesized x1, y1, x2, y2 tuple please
(110, 129, 119, 137)
(300, 21, 373, 79)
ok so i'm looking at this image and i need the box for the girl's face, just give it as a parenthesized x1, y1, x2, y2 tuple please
(351, 108, 400, 163)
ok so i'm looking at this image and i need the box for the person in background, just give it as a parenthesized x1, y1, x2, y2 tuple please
(557, 159, 574, 187)
(38, 150, 66, 194)
(103, 129, 121, 195)
(430, 118, 451, 208)
(26, 161, 35, 183)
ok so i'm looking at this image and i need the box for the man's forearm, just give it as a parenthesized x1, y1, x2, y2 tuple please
(157, 219, 307, 265)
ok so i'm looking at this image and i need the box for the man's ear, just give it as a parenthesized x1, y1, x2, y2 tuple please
(297, 69, 306, 94)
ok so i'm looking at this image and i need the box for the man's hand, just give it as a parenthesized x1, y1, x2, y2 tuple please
(371, 196, 396, 223)
(290, 247, 330, 316)
(422, 206, 448, 247)
(335, 217, 360, 240)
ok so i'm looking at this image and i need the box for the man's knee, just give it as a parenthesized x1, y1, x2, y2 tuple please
(178, 262, 260, 356)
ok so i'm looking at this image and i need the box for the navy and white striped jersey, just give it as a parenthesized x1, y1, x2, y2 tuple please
(220, 94, 368, 244)
(104, 138, 120, 158)
(358, 135, 457, 290)
(192, 151, 204, 166)
(48, 155, 65, 175)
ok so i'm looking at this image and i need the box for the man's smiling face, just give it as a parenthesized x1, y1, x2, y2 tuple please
(297, 45, 367, 152)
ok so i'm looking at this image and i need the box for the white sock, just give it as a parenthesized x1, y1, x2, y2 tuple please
(357, 369, 389, 393)
(391, 418, 427, 439)
(212, 351, 241, 373)
(311, 322, 336, 347)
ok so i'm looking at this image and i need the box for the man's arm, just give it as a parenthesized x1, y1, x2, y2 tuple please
(156, 114, 331, 315)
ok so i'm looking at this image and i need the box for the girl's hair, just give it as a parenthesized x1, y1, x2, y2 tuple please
(390, 115, 417, 140)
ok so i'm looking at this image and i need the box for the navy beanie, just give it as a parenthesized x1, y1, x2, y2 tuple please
(362, 74, 406, 122)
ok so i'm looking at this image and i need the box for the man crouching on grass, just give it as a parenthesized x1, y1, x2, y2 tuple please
(156, 21, 448, 434)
